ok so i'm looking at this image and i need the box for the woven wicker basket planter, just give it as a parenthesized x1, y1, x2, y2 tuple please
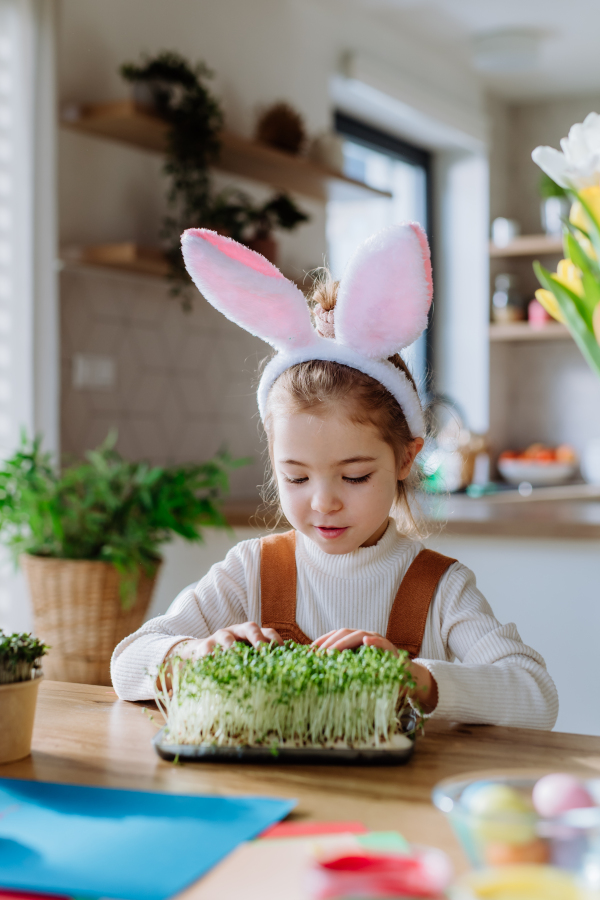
(21, 555, 160, 686)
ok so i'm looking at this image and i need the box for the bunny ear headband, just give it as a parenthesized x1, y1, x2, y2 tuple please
(181, 222, 433, 438)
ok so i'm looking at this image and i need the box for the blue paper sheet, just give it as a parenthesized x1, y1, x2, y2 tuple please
(0, 778, 295, 900)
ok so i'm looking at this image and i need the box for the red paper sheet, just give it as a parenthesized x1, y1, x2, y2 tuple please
(261, 821, 367, 840)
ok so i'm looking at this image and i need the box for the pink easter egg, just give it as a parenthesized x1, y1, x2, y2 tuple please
(532, 774, 595, 818)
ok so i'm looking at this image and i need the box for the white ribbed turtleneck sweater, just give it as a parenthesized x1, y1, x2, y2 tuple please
(111, 523, 558, 729)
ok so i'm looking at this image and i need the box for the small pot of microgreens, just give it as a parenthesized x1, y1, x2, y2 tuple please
(155, 642, 421, 751)
(0, 630, 48, 764)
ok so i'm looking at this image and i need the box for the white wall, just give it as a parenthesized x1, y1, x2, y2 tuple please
(433, 150, 490, 433)
(427, 533, 600, 738)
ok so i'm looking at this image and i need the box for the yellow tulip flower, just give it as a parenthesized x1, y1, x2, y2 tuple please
(570, 186, 600, 259)
(571, 185, 600, 231)
(534, 259, 583, 324)
(535, 289, 565, 323)
(556, 258, 584, 295)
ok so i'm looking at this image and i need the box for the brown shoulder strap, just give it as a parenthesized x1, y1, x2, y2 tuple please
(260, 531, 311, 645)
(386, 549, 456, 658)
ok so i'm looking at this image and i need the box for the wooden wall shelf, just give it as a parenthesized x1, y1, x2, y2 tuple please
(489, 321, 569, 342)
(60, 242, 311, 292)
(489, 235, 563, 258)
(61, 243, 171, 278)
(62, 100, 392, 203)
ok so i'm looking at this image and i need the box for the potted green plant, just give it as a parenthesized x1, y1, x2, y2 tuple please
(0, 434, 244, 686)
(244, 193, 310, 265)
(0, 631, 48, 764)
(206, 188, 309, 264)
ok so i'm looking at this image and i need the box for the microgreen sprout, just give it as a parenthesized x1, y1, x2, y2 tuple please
(155, 641, 420, 749)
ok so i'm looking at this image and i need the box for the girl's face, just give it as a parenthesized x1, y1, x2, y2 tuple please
(272, 407, 422, 555)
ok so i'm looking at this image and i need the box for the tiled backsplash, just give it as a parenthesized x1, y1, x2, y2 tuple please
(60, 265, 268, 498)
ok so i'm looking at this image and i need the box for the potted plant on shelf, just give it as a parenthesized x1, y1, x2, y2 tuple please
(206, 189, 310, 264)
(0, 631, 48, 764)
(244, 193, 310, 265)
(0, 434, 244, 686)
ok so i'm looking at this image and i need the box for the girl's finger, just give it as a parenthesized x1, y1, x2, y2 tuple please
(244, 622, 276, 647)
(227, 622, 264, 645)
(213, 631, 238, 650)
(363, 635, 399, 656)
(198, 638, 217, 656)
(311, 630, 337, 647)
(262, 627, 284, 645)
(317, 629, 353, 650)
(327, 631, 369, 651)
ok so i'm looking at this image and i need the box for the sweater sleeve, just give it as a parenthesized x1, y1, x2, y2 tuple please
(413, 563, 559, 730)
(110, 537, 261, 701)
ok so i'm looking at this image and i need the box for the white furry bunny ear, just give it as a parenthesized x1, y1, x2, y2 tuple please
(181, 229, 317, 351)
(334, 222, 433, 358)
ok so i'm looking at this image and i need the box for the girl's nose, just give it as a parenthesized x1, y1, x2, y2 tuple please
(311, 484, 343, 515)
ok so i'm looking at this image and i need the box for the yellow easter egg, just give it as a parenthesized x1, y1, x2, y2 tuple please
(467, 785, 536, 845)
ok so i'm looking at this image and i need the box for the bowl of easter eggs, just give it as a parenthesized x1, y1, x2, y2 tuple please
(432, 773, 600, 877)
(497, 444, 578, 487)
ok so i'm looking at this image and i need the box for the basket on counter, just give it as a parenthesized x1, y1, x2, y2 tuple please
(21, 555, 159, 686)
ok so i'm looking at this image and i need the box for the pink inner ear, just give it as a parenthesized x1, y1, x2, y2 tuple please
(189, 229, 285, 279)
(409, 222, 433, 300)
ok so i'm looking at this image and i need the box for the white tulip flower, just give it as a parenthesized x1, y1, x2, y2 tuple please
(532, 112, 600, 190)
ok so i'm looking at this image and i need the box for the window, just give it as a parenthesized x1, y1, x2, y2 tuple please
(327, 113, 432, 394)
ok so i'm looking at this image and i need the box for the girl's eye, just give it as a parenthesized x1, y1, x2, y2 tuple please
(343, 473, 372, 484)
(284, 476, 309, 484)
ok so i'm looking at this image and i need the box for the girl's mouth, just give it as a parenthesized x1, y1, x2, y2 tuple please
(315, 526, 348, 539)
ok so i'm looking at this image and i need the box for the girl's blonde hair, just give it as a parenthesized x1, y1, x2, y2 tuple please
(261, 273, 426, 537)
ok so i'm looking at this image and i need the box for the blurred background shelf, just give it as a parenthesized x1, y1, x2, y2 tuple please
(61, 100, 392, 203)
(489, 322, 569, 342)
(61, 243, 171, 278)
(60, 242, 312, 291)
(489, 235, 563, 258)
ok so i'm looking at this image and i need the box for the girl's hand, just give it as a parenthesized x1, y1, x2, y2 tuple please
(158, 623, 283, 693)
(312, 629, 438, 713)
(312, 628, 398, 655)
(177, 622, 284, 659)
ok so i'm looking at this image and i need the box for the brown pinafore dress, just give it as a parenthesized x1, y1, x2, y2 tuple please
(260, 530, 456, 657)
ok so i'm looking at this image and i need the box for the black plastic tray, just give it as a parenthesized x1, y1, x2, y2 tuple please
(152, 714, 417, 767)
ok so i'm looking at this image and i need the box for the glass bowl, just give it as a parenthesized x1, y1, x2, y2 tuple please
(432, 774, 600, 882)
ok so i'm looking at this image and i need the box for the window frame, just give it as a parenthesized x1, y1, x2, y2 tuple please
(333, 111, 434, 384)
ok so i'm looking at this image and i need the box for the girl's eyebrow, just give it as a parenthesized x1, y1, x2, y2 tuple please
(280, 455, 377, 466)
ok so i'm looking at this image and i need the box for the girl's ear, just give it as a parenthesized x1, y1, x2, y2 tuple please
(181, 229, 317, 351)
(334, 223, 433, 358)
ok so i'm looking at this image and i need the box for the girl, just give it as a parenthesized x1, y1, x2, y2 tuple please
(111, 224, 558, 729)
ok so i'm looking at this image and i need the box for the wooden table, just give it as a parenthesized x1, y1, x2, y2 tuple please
(4, 682, 600, 898)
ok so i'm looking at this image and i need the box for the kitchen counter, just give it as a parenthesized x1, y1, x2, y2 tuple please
(5, 680, 600, 898)
(223, 494, 600, 540)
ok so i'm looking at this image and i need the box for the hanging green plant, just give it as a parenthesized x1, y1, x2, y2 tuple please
(121, 51, 223, 306)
